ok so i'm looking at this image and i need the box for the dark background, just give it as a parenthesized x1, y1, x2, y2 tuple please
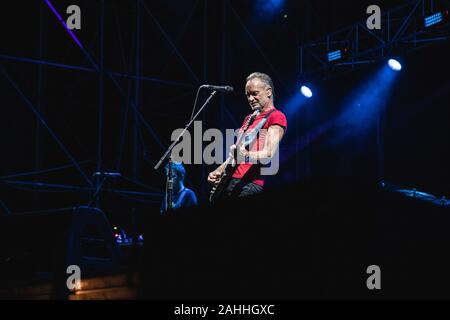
(1, 0, 449, 224)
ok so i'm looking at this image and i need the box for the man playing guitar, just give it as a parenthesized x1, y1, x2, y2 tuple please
(207, 72, 287, 201)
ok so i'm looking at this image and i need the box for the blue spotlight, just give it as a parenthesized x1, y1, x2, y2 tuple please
(424, 12, 443, 27)
(388, 59, 402, 71)
(337, 61, 400, 135)
(281, 89, 312, 119)
(301, 86, 313, 98)
(259, 0, 284, 14)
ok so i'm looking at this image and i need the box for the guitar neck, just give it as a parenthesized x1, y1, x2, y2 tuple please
(217, 111, 259, 175)
(218, 156, 233, 174)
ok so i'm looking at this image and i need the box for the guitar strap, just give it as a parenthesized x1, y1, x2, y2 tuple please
(243, 109, 276, 147)
(209, 110, 276, 204)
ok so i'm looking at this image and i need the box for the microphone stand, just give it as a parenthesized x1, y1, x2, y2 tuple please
(154, 90, 218, 171)
(165, 156, 174, 212)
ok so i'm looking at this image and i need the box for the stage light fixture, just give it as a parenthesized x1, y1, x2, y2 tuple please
(301, 86, 313, 98)
(424, 12, 443, 27)
(327, 50, 342, 62)
(388, 59, 402, 71)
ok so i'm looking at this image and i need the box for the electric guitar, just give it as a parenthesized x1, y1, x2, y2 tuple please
(209, 109, 260, 204)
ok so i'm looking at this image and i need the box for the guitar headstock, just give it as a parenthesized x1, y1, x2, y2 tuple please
(251, 109, 261, 119)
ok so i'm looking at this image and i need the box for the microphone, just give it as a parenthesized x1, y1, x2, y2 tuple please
(92, 172, 121, 178)
(202, 85, 234, 93)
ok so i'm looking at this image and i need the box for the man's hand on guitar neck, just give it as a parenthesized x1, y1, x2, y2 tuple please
(207, 171, 222, 186)
(207, 144, 238, 186)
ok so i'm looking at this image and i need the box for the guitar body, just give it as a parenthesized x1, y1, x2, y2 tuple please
(209, 162, 238, 204)
(209, 109, 263, 204)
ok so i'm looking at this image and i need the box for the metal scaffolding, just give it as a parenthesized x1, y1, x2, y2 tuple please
(1, 0, 201, 209)
(1, 0, 256, 211)
(5, 1, 447, 213)
(299, 0, 450, 81)
(2, 0, 294, 211)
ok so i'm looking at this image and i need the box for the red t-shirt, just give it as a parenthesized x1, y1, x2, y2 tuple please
(232, 107, 287, 186)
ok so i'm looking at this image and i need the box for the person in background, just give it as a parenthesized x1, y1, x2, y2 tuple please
(161, 162, 197, 213)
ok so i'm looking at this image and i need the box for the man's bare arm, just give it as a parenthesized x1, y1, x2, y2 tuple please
(244, 125, 285, 161)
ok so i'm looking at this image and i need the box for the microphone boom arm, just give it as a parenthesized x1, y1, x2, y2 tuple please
(154, 90, 218, 171)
